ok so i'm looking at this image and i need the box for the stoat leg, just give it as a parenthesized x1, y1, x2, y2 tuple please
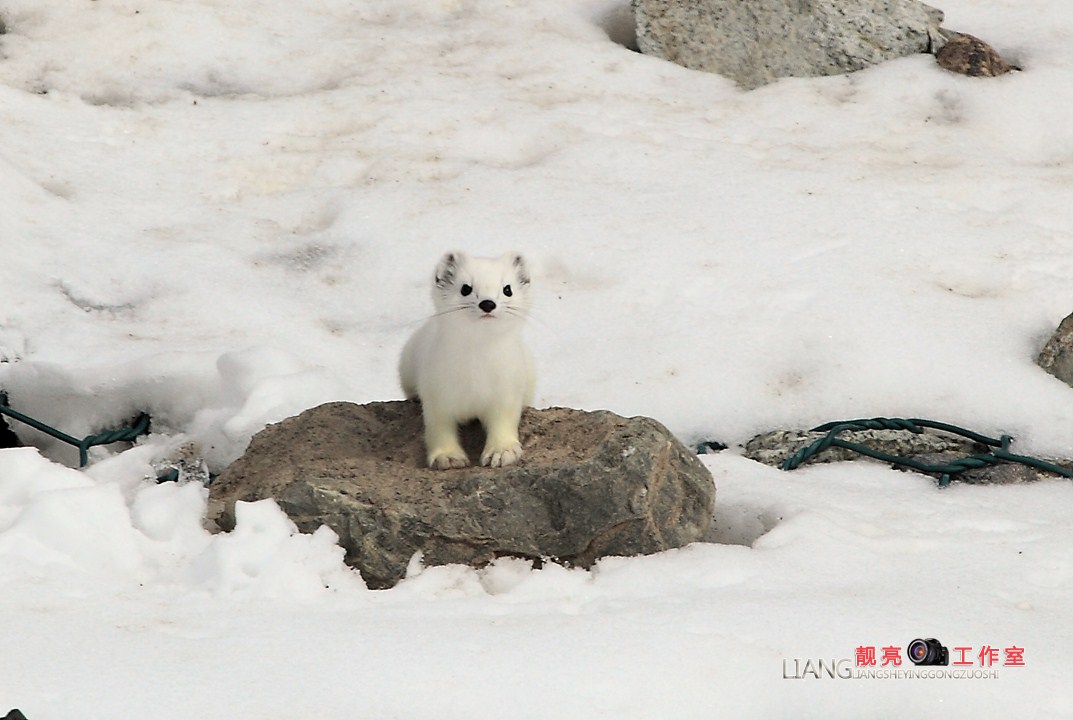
(479, 406, 523, 468)
(424, 412, 469, 469)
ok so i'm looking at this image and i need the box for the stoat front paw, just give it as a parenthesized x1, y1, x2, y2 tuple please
(481, 442, 523, 468)
(429, 448, 470, 470)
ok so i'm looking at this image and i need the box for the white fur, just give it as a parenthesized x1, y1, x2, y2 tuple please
(399, 251, 535, 469)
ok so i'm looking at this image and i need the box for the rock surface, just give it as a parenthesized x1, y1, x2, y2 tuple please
(744, 427, 978, 467)
(633, 0, 944, 89)
(1037, 311, 1073, 388)
(935, 32, 1017, 77)
(211, 401, 715, 588)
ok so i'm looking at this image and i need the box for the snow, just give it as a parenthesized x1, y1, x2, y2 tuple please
(2, 0, 1073, 716)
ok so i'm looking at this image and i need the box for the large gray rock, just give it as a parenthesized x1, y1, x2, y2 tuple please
(633, 0, 944, 89)
(211, 401, 715, 588)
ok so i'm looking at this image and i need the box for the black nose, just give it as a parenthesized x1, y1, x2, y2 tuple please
(479, 300, 496, 314)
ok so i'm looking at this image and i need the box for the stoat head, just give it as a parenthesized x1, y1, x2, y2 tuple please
(431, 251, 531, 327)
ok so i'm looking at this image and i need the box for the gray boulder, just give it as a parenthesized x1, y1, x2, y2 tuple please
(633, 0, 944, 89)
(210, 401, 715, 588)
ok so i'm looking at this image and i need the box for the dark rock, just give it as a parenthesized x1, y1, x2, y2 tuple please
(632, 0, 944, 90)
(0, 418, 19, 449)
(0, 389, 21, 450)
(1037, 312, 1073, 388)
(935, 32, 1018, 77)
(211, 401, 715, 589)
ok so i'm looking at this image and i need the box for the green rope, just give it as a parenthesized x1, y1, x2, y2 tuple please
(0, 391, 151, 467)
(781, 417, 1073, 487)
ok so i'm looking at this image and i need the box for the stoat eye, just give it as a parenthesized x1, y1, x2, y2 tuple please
(460, 284, 472, 297)
(502, 285, 513, 298)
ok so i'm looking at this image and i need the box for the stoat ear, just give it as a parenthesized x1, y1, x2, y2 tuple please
(435, 252, 465, 288)
(506, 252, 530, 285)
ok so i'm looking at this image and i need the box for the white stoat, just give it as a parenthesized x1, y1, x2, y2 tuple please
(399, 251, 535, 469)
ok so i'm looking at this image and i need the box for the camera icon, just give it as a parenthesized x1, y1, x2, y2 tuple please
(908, 638, 949, 666)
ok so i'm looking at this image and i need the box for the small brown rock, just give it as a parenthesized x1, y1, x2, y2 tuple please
(936, 32, 1018, 77)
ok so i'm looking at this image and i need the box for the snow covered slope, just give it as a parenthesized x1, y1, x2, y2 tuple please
(2, 0, 1073, 717)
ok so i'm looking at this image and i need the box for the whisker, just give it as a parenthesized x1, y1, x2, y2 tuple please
(430, 305, 470, 319)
